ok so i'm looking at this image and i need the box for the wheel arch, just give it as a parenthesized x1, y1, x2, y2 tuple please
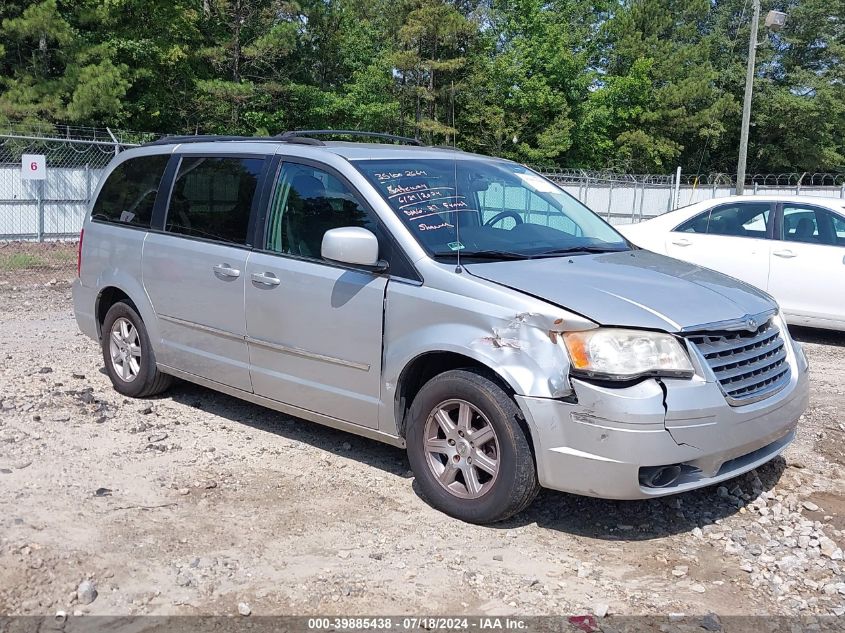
(93, 281, 159, 346)
(393, 350, 518, 439)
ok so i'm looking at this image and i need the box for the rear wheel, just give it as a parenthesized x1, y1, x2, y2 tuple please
(406, 369, 539, 523)
(101, 302, 172, 398)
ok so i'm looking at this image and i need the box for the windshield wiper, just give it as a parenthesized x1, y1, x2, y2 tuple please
(530, 245, 629, 257)
(432, 249, 531, 260)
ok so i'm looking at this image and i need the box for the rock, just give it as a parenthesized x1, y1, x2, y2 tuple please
(671, 565, 688, 577)
(700, 613, 722, 631)
(338, 550, 351, 559)
(39, 367, 53, 374)
(691, 527, 703, 539)
(76, 580, 97, 605)
(717, 486, 729, 498)
(592, 602, 609, 618)
(342, 442, 351, 450)
(175, 572, 193, 587)
(690, 584, 706, 593)
(492, 554, 503, 561)
(94, 488, 112, 497)
(803, 501, 820, 512)
(238, 602, 251, 616)
(819, 537, 839, 558)
(72, 373, 85, 380)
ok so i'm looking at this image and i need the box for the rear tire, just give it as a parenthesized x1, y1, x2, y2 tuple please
(406, 369, 539, 524)
(101, 302, 172, 398)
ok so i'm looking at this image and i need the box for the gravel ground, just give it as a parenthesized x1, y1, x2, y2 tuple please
(1, 284, 844, 620)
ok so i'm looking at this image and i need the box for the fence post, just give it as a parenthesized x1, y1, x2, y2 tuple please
(606, 179, 613, 221)
(672, 166, 681, 210)
(754, 182, 758, 195)
(638, 182, 646, 222)
(840, 183, 844, 199)
(36, 179, 44, 242)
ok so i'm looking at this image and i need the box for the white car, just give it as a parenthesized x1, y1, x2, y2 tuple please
(619, 195, 845, 331)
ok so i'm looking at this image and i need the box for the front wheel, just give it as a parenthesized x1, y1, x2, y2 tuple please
(406, 369, 539, 524)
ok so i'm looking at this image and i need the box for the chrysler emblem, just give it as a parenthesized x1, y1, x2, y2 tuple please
(746, 318, 757, 331)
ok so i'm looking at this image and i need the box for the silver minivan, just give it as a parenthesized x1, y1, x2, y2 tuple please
(73, 131, 810, 523)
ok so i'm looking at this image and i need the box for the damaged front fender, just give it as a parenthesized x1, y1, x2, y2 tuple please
(380, 273, 595, 435)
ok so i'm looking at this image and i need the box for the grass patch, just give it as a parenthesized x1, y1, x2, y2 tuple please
(0, 253, 46, 271)
(51, 249, 77, 262)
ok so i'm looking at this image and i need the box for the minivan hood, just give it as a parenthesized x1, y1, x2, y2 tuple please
(465, 250, 776, 332)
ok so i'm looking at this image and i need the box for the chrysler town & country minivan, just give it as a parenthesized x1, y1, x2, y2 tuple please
(73, 131, 810, 523)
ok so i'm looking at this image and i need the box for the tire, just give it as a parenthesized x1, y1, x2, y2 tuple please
(406, 369, 539, 524)
(101, 301, 172, 398)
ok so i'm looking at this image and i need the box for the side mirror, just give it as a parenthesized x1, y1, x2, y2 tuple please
(321, 227, 388, 271)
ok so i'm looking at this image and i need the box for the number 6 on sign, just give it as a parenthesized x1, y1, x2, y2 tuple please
(21, 154, 47, 180)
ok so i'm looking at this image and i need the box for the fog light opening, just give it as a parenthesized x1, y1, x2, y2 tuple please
(640, 464, 683, 489)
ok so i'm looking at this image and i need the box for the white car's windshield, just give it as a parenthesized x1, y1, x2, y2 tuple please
(354, 158, 629, 259)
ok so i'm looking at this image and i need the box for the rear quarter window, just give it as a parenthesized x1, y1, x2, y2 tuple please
(91, 155, 169, 228)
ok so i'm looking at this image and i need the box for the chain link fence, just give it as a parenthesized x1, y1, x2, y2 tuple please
(2, 128, 844, 286)
(543, 169, 845, 225)
(0, 128, 142, 286)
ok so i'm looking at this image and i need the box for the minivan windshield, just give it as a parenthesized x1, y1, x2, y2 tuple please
(354, 158, 629, 259)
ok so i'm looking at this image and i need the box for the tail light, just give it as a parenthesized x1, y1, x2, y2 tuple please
(77, 228, 84, 277)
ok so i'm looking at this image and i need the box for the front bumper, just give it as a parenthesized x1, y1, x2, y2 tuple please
(517, 341, 810, 500)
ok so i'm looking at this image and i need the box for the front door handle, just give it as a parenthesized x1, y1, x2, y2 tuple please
(213, 264, 241, 278)
(773, 249, 797, 259)
(251, 272, 281, 287)
(671, 238, 692, 247)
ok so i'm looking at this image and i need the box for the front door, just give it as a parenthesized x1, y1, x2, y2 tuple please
(245, 160, 387, 427)
(142, 154, 267, 391)
(665, 201, 774, 290)
(768, 203, 845, 326)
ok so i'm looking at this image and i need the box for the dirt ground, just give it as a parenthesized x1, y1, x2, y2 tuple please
(0, 241, 77, 286)
(1, 284, 844, 620)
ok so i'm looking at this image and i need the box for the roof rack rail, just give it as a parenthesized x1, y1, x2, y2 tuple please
(143, 134, 283, 147)
(277, 130, 424, 146)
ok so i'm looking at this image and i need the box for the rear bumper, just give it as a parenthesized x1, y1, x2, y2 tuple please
(72, 278, 99, 341)
(517, 340, 809, 500)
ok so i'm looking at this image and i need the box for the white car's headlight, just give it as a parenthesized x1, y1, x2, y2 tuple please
(562, 328, 694, 381)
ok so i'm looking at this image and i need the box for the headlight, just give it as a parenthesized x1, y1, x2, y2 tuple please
(562, 328, 694, 381)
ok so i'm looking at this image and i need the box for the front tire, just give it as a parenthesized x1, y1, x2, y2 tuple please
(406, 369, 539, 524)
(101, 301, 172, 398)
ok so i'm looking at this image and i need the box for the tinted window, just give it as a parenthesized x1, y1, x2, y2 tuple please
(266, 163, 377, 258)
(91, 155, 168, 228)
(675, 210, 710, 233)
(677, 203, 770, 238)
(782, 205, 845, 246)
(166, 156, 264, 245)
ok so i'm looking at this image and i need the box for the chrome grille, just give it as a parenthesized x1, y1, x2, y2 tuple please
(685, 319, 791, 405)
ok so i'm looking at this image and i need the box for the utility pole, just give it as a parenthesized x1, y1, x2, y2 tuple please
(736, 0, 761, 195)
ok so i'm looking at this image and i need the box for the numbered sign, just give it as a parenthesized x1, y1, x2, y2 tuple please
(21, 154, 47, 180)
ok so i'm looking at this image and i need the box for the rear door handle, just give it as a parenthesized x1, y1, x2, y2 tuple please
(773, 249, 797, 259)
(251, 272, 281, 287)
(671, 238, 691, 247)
(213, 264, 241, 278)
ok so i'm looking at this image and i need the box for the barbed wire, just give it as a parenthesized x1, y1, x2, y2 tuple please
(0, 120, 159, 146)
(536, 168, 845, 187)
